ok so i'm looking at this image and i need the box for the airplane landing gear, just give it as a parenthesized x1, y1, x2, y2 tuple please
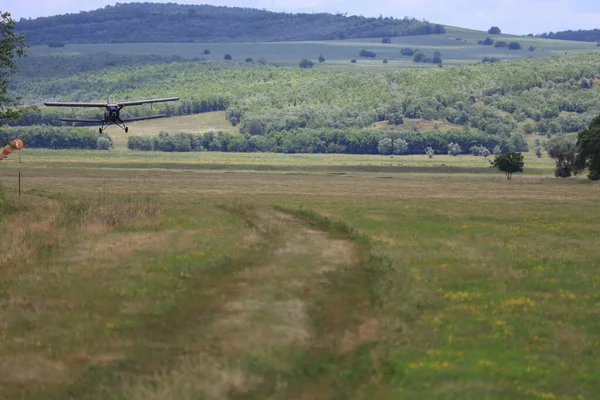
(125, 127, 129, 133)
(99, 128, 103, 134)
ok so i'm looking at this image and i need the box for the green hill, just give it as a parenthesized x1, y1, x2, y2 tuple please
(15, 3, 444, 45)
(21, 24, 599, 71)
(9, 51, 600, 155)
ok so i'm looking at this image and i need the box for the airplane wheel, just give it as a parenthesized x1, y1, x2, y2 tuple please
(125, 127, 129, 133)
(99, 128, 103, 133)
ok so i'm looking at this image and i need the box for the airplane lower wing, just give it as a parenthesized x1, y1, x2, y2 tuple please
(120, 114, 167, 122)
(118, 97, 179, 107)
(60, 118, 104, 123)
(46, 102, 106, 108)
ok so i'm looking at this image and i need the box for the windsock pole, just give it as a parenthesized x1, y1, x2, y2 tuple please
(0, 140, 25, 197)
(0, 139, 24, 161)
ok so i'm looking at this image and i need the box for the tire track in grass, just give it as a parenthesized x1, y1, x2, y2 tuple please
(61, 203, 392, 399)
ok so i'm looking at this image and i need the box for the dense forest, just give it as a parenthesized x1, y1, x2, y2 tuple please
(7, 51, 600, 154)
(15, 3, 445, 45)
(536, 29, 600, 43)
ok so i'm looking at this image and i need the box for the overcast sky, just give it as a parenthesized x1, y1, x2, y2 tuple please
(5, 0, 600, 35)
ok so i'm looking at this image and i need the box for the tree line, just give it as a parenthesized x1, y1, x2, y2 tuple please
(535, 29, 600, 43)
(16, 3, 445, 45)
(0, 125, 112, 149)
(127, 127, 527, 155)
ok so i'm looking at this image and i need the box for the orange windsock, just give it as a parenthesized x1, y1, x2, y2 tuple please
(0, 140, 24, 161)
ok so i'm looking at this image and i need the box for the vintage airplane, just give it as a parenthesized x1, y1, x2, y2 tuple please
(44, 96, 179, 133)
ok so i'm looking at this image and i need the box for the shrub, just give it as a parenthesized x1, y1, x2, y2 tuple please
(127, 136, 154, 151)
(299, 58, 314, 69)
(482, 57, 500, 63)
(413, 51, 430, 63)
(383, 58, 388, 64)
(359, 49, 376, 58)
(393, 138, 409, 154)
(377, 138, 393, 155)
(536, 147, 543, 158)
(245, 57, 253, 62)
(425, 147, 434, 158)
(382, 37, 391, 44)
(224, 53, 232, 60)
(203, 49, 211, 55)
(488, 26, 501, 34)
(351, 59, 357, 63)
(447, 142, 462, 156)
(96, 135, 112, 150)
(318, 54, 325, 63)
(470, 145, 488, 156)
(401, 48, 415, 56)
(387, 113, 404, 125)
(494, 41, 508, 48)
(482, 37, 494, 46)
(508, 42, 522, 50)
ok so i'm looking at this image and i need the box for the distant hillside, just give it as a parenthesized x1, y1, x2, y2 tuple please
(16, 2, 445, 45)
(536, 29, 600, 43)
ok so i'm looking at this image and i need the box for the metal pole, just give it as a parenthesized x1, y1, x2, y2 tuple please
(18, 156, 21, 197)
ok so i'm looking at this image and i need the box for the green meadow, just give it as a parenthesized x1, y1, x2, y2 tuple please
(1, 149, 599, 399)
(4, 8, 600, 398)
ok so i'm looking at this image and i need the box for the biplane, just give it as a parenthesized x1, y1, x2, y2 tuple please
(44, 96, 179, 133)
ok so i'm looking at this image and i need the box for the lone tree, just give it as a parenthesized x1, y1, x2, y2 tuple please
(299, 58, 314, 69)
(545, 135, 577, 177)
(490, 152, 524, 180)
(574, 114, 600, 180)
(1, 11, 28, 125)
(318, 54, 325, 63)
(488, 26, 501, 34)
(432, 50, 442, 64)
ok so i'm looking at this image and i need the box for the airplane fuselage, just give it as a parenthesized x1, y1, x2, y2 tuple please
(104, 104, 123, 122)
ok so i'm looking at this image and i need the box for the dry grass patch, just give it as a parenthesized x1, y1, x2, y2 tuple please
(339, 318, 380, 353)
(62, 231, 172, 268)
(0, 355, 68, 384)
(124, 355, 262, 400)
(212, 299, 310, 353)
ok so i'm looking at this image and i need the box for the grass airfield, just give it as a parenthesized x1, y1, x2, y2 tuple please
(1, 148, 599, 399)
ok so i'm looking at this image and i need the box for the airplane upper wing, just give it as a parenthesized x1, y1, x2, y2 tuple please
(120, 114, 167, 122)
(59, 118, 104, 123)
(45, 102, 106, 108)
(117, 97, 179, 107)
